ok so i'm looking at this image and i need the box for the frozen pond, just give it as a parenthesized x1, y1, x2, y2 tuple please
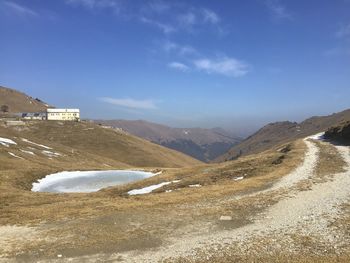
(31, 170, 158, 193)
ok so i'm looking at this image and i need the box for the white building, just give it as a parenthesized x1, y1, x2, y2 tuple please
(47, 109, 80, 121)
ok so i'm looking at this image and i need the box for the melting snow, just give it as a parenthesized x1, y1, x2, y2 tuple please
(189, 184, 202, 188)
(8, 152, 23, 159)
(233, 176, 244, 181)
(128, 179, 180, 195)
(32, 170, 157, 193)
(307, 132, 325, 141)
(42, 150, 61, 157)
(21, 138, 52, 149)
(20, 149, 35, 155)
(0, 137, 17, 147)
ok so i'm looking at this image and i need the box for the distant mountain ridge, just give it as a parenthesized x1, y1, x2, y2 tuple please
(216, 109, 350, 162)
(95, 119, 242, 162)
(0, 86, 51, 113)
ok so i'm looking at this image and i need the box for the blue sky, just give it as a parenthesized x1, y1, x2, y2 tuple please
(0, 0, 349, 135)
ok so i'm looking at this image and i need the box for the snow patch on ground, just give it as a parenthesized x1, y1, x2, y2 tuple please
(21, 138, 52, 149)
(233, 176, 244, 181)
(32, 170, 158, 193)
(8, 152, 23, 159)
(189, 184, 202, 188)
(0, 137, 17, 147)
(42, 150, 61, 157)
(307, 132, 325, 140)
(20, 149, 35, 155)
(128, 180, 180, 195)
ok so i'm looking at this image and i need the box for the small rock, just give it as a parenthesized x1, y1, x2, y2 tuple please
(57, 254, 62, 258)
(220, 216, 232, 221)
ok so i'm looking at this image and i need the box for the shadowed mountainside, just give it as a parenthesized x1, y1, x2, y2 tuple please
(94, 120, 242, 162)
(216, 109, 350, 162)
(324, 121, 350, 145)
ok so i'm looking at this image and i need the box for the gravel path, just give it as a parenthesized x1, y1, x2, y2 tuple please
(116, 137, 350, 262)
(269, 138, 319, 191)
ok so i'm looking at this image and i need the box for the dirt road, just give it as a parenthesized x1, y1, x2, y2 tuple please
(114, 136, 350, 262)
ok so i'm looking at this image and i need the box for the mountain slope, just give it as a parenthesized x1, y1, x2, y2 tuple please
(216, 109, 350, 161)
(95, 120, 241, 162)
(0, 86, 50, 113)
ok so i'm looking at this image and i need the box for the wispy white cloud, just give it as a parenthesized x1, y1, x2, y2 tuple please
(140, 17, 175, 34)
(178, 45, 197, 56)
(325, 23, 350, 57)
(264, 0, 292, 21)
(168, 62, 190, 72)
(162, 40, 178, 52)
(177, 8, 221, 28)
(193, 57, 250, 77)
(336, 23, 350, 39)
(3, 1, 37, 17)
(100, 97, 158, 110)
(201, 8, 220, 24)
(177, 12, 197, 26)
(162, 40, 198, 56)
(65, 0, 122, 13)
(147, 0, 171, 14)
(64, 1, 223, 35)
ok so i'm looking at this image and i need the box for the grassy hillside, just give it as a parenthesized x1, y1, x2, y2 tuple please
(0, 120, 201, 189)
(0, 86, 50, 113)
(216, 109, 350, 161)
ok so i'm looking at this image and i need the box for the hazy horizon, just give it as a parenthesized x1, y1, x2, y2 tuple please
(1, 0, 349, 136)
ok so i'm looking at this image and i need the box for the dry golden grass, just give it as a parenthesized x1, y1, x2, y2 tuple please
(170, 250, 350, 263)
(314, 140, 346, 178)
